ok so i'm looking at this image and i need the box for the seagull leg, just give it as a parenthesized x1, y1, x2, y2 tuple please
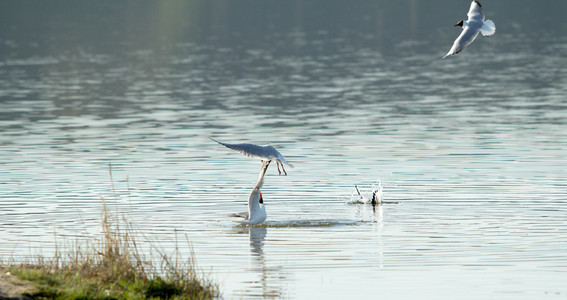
(280, 162, 287, 176)
(276, 161, 282, 175)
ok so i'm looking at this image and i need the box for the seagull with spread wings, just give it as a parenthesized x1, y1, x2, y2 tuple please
(443, 0, 496, 59)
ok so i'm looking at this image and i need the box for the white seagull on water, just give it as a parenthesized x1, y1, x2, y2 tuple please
(443, 0, 495, 59)
(212, 138, 293, 224)
(240, 160, 271, 224)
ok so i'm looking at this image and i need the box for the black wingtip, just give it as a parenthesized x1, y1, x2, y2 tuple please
(474, 0, 482, 7)
(210, 137, 229, 148)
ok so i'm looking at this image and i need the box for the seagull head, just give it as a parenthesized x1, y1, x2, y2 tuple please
(454, 20, 464, 27)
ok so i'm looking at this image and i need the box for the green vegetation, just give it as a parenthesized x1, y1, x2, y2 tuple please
(2, 197, 218, 299)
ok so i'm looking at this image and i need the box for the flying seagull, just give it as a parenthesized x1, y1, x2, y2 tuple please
(211, 138, 293, 175)
(443, 0, 495, 59)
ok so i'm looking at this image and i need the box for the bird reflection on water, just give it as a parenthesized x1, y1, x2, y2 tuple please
(232, 227, 287, 299)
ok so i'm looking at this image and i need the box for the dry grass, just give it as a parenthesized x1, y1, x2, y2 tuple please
(2, 164, 218, 299)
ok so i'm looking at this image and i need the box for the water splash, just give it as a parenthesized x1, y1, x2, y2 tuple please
(347, 180, 383, 205)
(234, 219, 358, 228)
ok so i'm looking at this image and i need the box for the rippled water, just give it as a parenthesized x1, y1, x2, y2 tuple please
(2, 1, 567, 299)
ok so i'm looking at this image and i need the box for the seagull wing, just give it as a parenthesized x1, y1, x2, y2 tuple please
(231, 212, 249, 218)
(211, 138, 275, 161)
(443, 26, 480, 59)
(467, 0, 485, 22)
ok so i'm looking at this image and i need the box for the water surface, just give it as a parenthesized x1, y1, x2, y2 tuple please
(1, 1, 567, 299)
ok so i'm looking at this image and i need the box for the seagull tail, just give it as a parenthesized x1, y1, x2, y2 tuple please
(480, 19, 496, 36)
(278, 157, 294, 168)
(283, 161, 294, 168)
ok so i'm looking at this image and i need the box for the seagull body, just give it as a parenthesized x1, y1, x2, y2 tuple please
(443, 0, 495, 59)
(211, 138, 293, 175)
(230, 161, 270, 224)
(243, 160, 270, 224)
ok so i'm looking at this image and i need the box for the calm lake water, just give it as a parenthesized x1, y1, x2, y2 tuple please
(1, 1, 567, 299)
